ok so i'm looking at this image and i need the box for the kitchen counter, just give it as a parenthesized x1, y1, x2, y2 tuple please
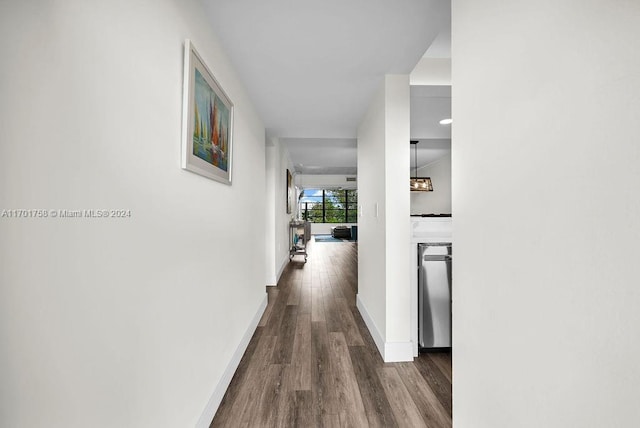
(410, 216, 452, 243)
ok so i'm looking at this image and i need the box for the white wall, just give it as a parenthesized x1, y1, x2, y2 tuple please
(410, 153, 452, 214)
(383, 75, 411, 348)
(357, 75, 412, 362)
(0, 1, 266, 427)
(277, 139, 295, 282)
(296, 174, 357, 190)
(453, 1, 640, 427)
(357, 81, 388, 345)
(264, 138, 293, 285)
(264, 141, 277, 284)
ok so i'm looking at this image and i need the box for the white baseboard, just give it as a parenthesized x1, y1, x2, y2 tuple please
(383, 341, 414, 362)
(356, 295, 385, 359)
(276, 254, 288, 282)
(195, 293, 268, 428)
(267, 254, 289, 286)
(356, 295, 414, 363)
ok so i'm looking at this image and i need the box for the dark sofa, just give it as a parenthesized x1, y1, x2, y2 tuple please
(331, 226, 351, 239)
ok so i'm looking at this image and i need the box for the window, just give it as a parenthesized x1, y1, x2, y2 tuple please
(298, 189, 358, 223)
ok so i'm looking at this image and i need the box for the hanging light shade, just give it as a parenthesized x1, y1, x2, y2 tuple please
(410, 141, 433, 192)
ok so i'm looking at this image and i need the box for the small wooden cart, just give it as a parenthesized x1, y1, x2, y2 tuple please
(289, 220, 311, 262)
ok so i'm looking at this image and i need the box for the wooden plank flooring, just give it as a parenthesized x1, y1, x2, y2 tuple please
(211, 238, 452, 427)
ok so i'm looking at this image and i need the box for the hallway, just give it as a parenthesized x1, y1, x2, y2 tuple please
(211, 239, 452, 427)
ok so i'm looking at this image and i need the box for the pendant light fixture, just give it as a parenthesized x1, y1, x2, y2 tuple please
(410, 140, 433, 192)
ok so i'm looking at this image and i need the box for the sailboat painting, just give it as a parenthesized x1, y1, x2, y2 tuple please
(182, 39, 234, 184)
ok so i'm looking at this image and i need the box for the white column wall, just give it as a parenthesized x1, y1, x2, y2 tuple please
(264, 138, 293, 286)
(356, 84, 388, 344)
(357, 75, 412, 362)
(383, 75, 411, 345)
(453, 1, 640, 426)
(264, 142, 277, 285)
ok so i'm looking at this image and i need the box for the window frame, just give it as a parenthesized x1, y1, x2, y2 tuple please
(299, 188, 357, 224)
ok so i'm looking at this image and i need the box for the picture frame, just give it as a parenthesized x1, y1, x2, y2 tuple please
(182, 39, 234, 184)
(286, 169, 293, 214)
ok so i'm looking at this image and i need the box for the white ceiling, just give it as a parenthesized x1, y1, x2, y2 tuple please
(202, 0, 451, 174)
(411, 85, 451, 169)
(411, 85, 451, 140)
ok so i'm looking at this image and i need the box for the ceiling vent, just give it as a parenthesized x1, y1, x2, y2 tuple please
(346, 177, 357, 182)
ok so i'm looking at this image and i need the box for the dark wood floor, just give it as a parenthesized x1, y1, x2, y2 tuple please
(211, 238, 452, 427)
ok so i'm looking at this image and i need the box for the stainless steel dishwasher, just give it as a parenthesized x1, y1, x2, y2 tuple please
(418, 243, 452, 350)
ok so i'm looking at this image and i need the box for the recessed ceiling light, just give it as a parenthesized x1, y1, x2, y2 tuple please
(439, 118, 453, 125)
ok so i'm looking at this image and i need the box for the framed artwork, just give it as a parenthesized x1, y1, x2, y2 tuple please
(286, 169, 293, 214)
(182, 39, 234, 184)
